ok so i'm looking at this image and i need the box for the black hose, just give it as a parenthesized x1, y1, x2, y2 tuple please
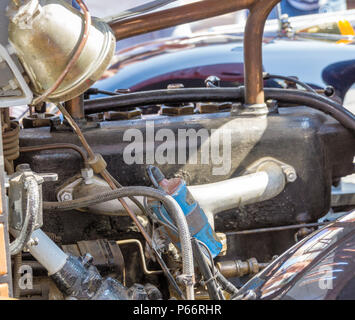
(84, 88, 245, 113)
(263, 73, 316, 93)
(84, 87, 355, 133)
(265, 88, 355, 132)
(191, 238, 221, 300)
(216, 270, 239, 296)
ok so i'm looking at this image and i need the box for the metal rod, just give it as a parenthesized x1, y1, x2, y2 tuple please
(108, 0, 255, 40)
(225, 222, 329, 236)
(244, 0, 281, 105)
(116, 239, 163, 275)
(56, 103, 95, 159)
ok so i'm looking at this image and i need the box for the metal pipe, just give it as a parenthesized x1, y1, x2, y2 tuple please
(189, 161, 287, 219)
(226, 222, 329, 236)
(57, 103, 95, 160)
(50, 160, 290, 233)
(116, 239, 163, 275)
(108, 0, 255, 40)
(244, 0, 281, 105)
(216, 258, 268, 279)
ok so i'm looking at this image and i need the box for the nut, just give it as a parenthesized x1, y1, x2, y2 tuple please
(88, 154, 107, 174)
(60, 191, 72, 202)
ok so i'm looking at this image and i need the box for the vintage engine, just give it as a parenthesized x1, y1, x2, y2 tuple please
(0, 0, 354, 300)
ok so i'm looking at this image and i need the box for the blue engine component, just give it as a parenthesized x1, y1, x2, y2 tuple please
(147, 166, 222, 258)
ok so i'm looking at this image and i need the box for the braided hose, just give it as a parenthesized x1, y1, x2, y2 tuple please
(10, 175, 40, 255)
(44, 186, 195, 299)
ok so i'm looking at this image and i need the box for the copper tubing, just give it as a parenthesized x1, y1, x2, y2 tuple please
(116, 239, 163, 275)
(109, 0, 280, 106)
(20, 143, 88, 167)
(57, 103, 95, 160)
(244, 0, 281, 105)
(108, 0, 254, 40)
(32, 0, 92, 105)
(64, 95, 85, 120)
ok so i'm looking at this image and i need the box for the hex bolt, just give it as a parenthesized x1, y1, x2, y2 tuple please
(60, 192, 72, 201)
(28, 237, 39, 247)
(283, 166, 297, 183)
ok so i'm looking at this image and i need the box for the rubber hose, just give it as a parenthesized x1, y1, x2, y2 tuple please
(265, 88, 355, 132)
(216, 270, 239, 296)
(84, 87, 355, 133)
(264, 74, 316, 93)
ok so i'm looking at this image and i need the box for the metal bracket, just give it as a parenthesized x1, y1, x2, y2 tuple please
(0, 44, 33, 107)
(8, 163, 57, 232)
(245, 157, 297, 183)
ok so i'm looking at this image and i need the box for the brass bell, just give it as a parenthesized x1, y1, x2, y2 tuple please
(7, 0, 116, 103)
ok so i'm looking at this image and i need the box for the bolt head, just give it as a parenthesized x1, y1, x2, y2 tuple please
(60, 192, 72, 201)
(284, 167, 297, 183)
(286, 172, 297, 183)
(28, 237, 39, 247)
